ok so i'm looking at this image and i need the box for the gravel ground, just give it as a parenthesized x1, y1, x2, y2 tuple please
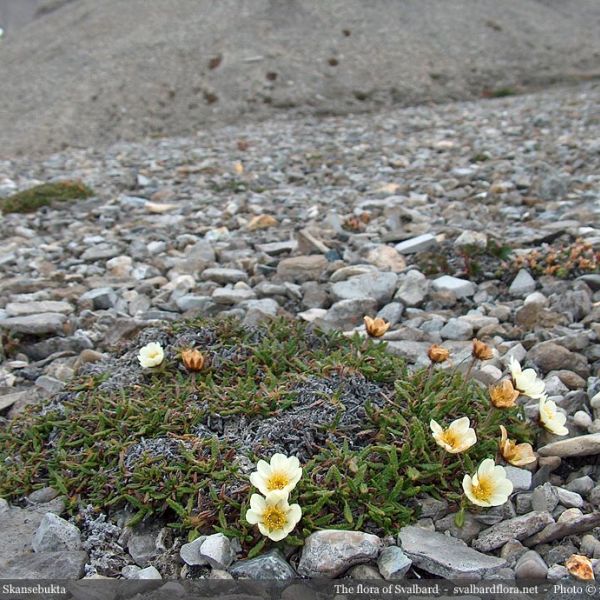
(1, 0, 600, 158)
(0, 82, 599, 581)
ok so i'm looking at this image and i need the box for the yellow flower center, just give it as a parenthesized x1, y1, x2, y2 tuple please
(266, 472, 290, 491)
(471, 475, 493, 502)
(440, 430, 460, 449)
(149, 351, 160, 359)
(263, 506, 286, 531)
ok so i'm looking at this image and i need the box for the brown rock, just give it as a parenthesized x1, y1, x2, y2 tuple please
(527, 342, 589, 378)
(276, 255, 328, 283)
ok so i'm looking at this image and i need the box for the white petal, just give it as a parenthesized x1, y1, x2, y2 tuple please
(270, 453, 288, 470)
(430, 420, 442, 435)
(451, 417, 470, 433)
(250, 473, 269, 496)
(249, 494, 266, 514)
(478, 458, 496, 476)
(245, 510, 260, 524)
(256, 460, 271, 477)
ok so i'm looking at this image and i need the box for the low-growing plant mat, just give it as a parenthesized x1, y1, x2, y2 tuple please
(0, 318, 533, 554)
(0, 180, 94, 214)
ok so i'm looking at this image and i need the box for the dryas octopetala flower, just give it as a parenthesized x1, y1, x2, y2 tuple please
(539, 395, 569, 436)
(499, 425, 536, 466)
(462, 458, 514, 507)
(508, 357, 545, 399)
(250, 453, 302, 497)
(181, 348, 205, 372)
(430, 417, 477, 454)
(428, 344, 450, 364)
(565, 554, 595, 581)
(363, 316, 390, 338)
(472, 339, 494, 361)
(138, 342, 164, 368)
(489, 379, 520, 409)
(245, 491, 302, 542)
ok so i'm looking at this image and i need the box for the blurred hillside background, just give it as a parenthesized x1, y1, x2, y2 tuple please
(0, 0, 599, 158)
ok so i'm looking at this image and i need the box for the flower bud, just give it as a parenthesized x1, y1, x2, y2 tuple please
(428, 344, 450, 363)
(472, 338, 494, 361)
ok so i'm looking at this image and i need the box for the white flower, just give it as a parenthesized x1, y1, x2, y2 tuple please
(430, 417, 477, 454)
(463, 458, 513, 507)
(138, 342, 164, 368)
(250, 453, 302, 497)
(539, 395, 569, 436)
(245, 491, 302, 542)
(508, 357, 545, 399)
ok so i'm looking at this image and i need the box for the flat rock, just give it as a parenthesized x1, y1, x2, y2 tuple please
(297, 529, 382, 578)
(395, 234, 437, 254)
(523, 512, 600, 546)
(431, 275, 476, 298)
(0, 313, 67, 335)
(201, 268, 248, 284)
(537, 433, 600, 457)
(2, 551, 88, 578)
(472, 512, 555, 552)
(398, 525, 506, 580)
(198, 532, 233, 569)
(394, 270, 429, 307)
(505, 466, 533, 492)
(315, 298, 378, 331)
(331, 271, 398, 305)
(229, 549, 296, 580)
(5, 301, 74, 317)
(276, 255, 328, 283)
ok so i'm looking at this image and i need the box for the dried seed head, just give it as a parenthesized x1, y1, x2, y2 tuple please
(181, 348, 205, 372)
(472, 338, 494, 361)
(363, 316, 390, 338)
(428, 344, 450, 363)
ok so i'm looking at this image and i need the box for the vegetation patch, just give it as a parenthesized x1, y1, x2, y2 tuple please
(0, 318, 534, 556)
(0, 180, 94, 214)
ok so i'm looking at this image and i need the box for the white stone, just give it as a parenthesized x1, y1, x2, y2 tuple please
(395, 234, 437, 254)
(431, 275, 476, 298)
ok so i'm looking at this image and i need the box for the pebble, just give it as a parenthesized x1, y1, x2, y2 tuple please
(395, 234, 437, 254)
(229, 549, 296, 580)
(431, 275, 476, 298)
(297, 530, 382, 578)
(531, 483, 560, 513)
(515, 550, 548, 580)
(537, 434, 600, 458)
(0, 313, 67, 335)
(377, 546, 412, 579)
(509, 269, 536, 297)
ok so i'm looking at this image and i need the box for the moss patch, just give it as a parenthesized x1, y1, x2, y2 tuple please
(0, 180, 94, 214)
(0, 318, 533, 555)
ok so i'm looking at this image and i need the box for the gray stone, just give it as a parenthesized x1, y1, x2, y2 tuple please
(555, 487, 584, 509)
(32, 513, 81, 552)
(80, 287, 118, 310)
(229, 550, 296, 580)
(537, 434, 600, 457)
(515, 494, 533, 514)
(395, 234, 437, 254)
(316, 298, 378, 331)
(531, 483, 560, 512)
(528, 342, 589, 377)
(35, 375, 65, 395)
(509, 269, 536, 297)
(136, 566, 162, 579)
(127, 523, 160, 567)
(198, 533, 233, 569)
(212, 285, 256, 304)
(435, 512, 483, 543)
(385, 341, 431, 363)
(175, 295, 214, 312)
(377, 302, 404, 326)
(179, 535, 207, 566)
(331, 272, 398, 305)
(349, 564, 384, 579)
(472, 512, 555, 552)
(1, 551, 88, 578)
(439, 317, 474, 340)
(201, 268, 248, 284)
(515, 550, 548, 580)
(523, 512, 600, 546)
(505, 466, 533, 492)
(298, 530, 382, 578)
(418, 497, 449, 520)
(431, 275, 476, 298)
(398, 525, 506, 579)
(377, 546, 412, 579)
(394, 270, 429, 307)
(5, 301, 74, 317)
(81, 244, 120, 261)
(566, 476, 594, 496)
(454, 230, 487, 250)
(0, 313, 67, 335)
(547, 564, 569, 581)
(27, 487, 60, 504)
